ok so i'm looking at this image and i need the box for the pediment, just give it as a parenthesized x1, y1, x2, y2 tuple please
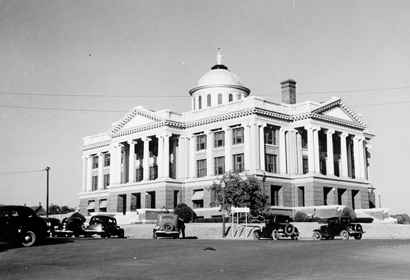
(322, 107, 355, 122)
(111, 106, 163, 134)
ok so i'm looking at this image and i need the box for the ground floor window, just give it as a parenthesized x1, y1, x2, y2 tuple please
(87, 200, 96, 214)
(192, 189, 204, 208)
(323, 187, 332, 205)
(99, 199, 107, 212)
(337, 188, 346, 205)
(131, 193, 141, 210)
(297, 186, 305, 207)
(270, 185, 281, 206)
(147, 191, 156, 208)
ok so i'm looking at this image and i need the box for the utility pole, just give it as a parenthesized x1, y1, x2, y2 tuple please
(221, 180, 226, 238)
(45, 166, 50, 217)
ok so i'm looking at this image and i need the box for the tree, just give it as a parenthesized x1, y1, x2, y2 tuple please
(210, 172, 268, 216)
(174, 203, 197, 223)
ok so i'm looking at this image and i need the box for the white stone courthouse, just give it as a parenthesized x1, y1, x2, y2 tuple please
(79, 53, 375, 217)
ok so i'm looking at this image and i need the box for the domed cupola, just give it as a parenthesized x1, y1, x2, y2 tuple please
(189, 49, 251, 111)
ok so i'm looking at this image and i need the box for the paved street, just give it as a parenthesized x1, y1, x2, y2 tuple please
(1, 239, 410, 280)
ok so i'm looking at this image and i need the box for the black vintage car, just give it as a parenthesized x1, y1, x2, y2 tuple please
(253, 214, 299, 240)
(42, 217, 63, 237)
(84, 215, 125, 238)
(153, 214, 181, 239)
(0, 205, 48, 247)
(312, 216, 371, 240)
(55, 212, 86, 237)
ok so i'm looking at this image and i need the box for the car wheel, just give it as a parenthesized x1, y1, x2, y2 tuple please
(312, 231, 322, 240)
(21, 230, 37, 247)
(354, 233, 362, 240)
(253, 230, 260, 240)
(291, 234, 298, 240)
(272, 230, 280, 240)
(340, 230, 350, 240)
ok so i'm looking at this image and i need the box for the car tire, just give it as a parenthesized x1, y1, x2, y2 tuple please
(284, 224, 295, 236)
(312, 231, 322, 240)
(253, 230, 260, 240)
(340, 230, 350, 240)
(21, 230, 37, 247)
(272, 230, 280, 240)
(354, 233, 362, 240)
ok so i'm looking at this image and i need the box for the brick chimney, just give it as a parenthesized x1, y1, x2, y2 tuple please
(281, 79, 296, 104)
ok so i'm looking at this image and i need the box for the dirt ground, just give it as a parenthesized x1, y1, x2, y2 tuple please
(1, 239, 410, 280)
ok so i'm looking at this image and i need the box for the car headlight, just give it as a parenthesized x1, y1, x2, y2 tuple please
(47, 222, 51, 227)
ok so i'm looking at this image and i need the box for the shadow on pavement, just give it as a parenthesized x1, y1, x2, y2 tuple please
(0, 238, 74, 253)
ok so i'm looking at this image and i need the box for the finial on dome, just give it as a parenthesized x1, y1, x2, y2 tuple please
(216, 48, 222, 64)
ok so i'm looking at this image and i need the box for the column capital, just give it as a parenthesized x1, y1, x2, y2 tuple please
(127, 139, 137, 145)
(326, 128, 335, 135)
(143, 136, 152, 142)
(305, 125, 320, 131)
(340, 131, 349, 138)
(223, 126, 232, 132)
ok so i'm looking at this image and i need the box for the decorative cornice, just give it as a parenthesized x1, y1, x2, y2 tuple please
(82, 141, 110, 151)
(189, 84, 251, 95)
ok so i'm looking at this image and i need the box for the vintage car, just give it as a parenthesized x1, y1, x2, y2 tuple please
(0, 205, 48, 247)
(253, 214, 299, 240)
(312, 216, 370, 240)
(153, 214, 181, 239)
(55, 212, 86, 237)
(42, 217, 63, 237)
(83, 215, 125, 238)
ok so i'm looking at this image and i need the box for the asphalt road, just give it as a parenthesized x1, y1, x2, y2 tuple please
(1, 238, 410, 280)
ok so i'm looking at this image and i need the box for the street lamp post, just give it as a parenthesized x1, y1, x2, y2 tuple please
(221, 181, 226, 238)
(45, 166, 50, 217)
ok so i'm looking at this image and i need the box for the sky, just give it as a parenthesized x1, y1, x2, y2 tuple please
(0, 0, 409, 213)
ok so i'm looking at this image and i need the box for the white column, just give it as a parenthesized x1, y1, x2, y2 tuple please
(250, 122, 259, 172)
(353, 135, 363, 179)
(259, 124, 266, 171)
(313, 127, 320, 173)
(86, 155, 93, 192)
(207, 130, 214, 176)
(244, 124, 251, 171)
(224, 127, 232, 173)
(306, 126, 315, 174)
(364, 140, 370, 180)
(286, 129, 297, 175)
(340, 132, 348, 177)
(128, 140, 136, 183)
(143, 137, 151, 180)
(162, 134, 170, 178)
(326, 129, 334, 176)
(279, 128, 287, 174)
(296, 131, 303, 174)
(189, 135, 196, 178)
(109, 143, 122, 186)
(82, 156, 87, 192)
(175, 136, 184, 179)
(97, 152, 104, 189)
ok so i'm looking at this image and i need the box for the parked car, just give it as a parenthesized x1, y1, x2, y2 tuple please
(253, 214, 299, 240)
(42, 217, 62, 237)
(56, 212, 86, 237)
(83, 215, 125, 238)
(153, 214, 181, 239)
(0, 205, 48, 247)
(312, 216, 367, 240)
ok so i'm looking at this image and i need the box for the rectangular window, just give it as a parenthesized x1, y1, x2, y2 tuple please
(214, 131, 225, 148)
(233, 153, 244, 173)
(196, 134, 207, 151)
(214, 156, 225, 175)
(131, 193, 141, 211)
(323, 187, 332, 206)
(264, 127, 278, 145)
(92, 156, 98, 169)
(302, 156, 309, 174)
(104, 153, 110, 167)
(92, 175, 98, 191)
(136, 167, 143, 182)
(103, 174, 110, 188)
(232, 127, 244, 145)
(298, 186, 305, 207)
(337, 188, 346, 205)
(174, 190, 179, 208)
(192, 189, 204, 208)
(265, 154, 278, 173)
(196, 159, 207, 177)
(270, 185, 281, 206)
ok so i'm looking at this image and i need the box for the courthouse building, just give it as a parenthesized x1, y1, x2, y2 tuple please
(79, 52, 375, 216)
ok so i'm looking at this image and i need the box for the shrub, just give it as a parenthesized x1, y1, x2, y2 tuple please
(174, 203, 197, 223)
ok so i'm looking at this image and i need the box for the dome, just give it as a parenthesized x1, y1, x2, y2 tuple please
(197, 66, 243, 87)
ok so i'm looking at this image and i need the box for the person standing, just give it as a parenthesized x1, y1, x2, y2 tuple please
(177, 216, 185, 239)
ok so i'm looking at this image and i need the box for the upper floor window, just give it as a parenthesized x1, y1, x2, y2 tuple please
(214, 131, 225, 148)
(214, 156, 225, 175)
(196, 134, 207, 151)
(232, 127, 244, 145)
(233, 153, 244, 173)
(207, 94, 211, 107)
(265, 153, 278, 173)
(198, 95, 202, 110)
(103, 174, 110, 188)
(228, 93, 233, 102)
(104, 153, 110, 167)
(197, 159, 207, 177)
(92, 156, 98, 169)
(217, 94, 222, 104)
(92, 175, 98, 191)
(265, 127, 278, 145)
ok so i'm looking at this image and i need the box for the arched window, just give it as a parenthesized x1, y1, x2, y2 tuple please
(218, 93, 222, 105)
(198, 95, 202, 110)
(207, 94, 211, 107)
(228, 93, 233, 102)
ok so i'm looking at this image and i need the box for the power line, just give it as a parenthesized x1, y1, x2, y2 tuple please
(0, 104, 127, 113)
(0, 169, 44, 175)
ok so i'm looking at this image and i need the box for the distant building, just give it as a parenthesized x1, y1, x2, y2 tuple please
(79, 51, 375, 216)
